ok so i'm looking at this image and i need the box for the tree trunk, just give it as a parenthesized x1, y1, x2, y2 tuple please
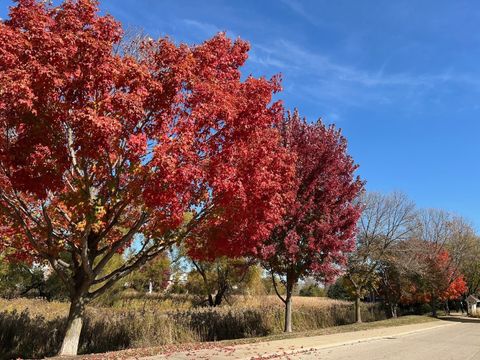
(58, 296, 85, 356)
(284, 273, 294, 333)
(431, 296, 437, 317)
(206, 288, 226, 307)
(390, 303, 398, 318)
(207, 294, 215, 307)
(214, 292, 223, 306)
(354, 294, 362, 323)
(284, 292, 293, 332)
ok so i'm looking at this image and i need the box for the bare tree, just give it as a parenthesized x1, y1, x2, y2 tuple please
(345, 192, 416, 322)
(458, 235, 480, 295)
(445, 217, 476, 273)
(415, 209, 454, 247)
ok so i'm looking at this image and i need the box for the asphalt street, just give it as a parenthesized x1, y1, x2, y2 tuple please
(277, 318, 480, 360)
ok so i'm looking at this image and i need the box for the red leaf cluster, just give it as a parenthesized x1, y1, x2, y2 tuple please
(263, 111, 364, 281)
(401, 247, 467, 304)
(0, 0, 293, 261)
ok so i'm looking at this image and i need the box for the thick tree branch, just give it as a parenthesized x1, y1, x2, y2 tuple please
(92, 212, 148, 276)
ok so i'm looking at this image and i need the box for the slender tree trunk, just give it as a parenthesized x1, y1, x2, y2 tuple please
(391, 303, 398, 318)
(270, 270, 296, 333)
(431, 296, 437, 317)
(214, 288, 225, 306)
(58, 296, 85, 356)
(284, 273, 295, 333)
(354, 294, 362, 323)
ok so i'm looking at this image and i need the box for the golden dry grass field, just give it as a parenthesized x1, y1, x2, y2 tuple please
(0, 294, 385, 358)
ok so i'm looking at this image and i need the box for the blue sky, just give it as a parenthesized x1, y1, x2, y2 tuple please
(1, 0, 479, 227)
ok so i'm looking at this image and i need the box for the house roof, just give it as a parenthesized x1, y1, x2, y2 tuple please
(466, 294, 479, 304)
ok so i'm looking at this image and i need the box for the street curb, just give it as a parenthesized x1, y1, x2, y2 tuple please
(239, 321, 457, 359)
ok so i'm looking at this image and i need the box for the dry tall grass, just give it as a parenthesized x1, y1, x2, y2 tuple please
(0, 296, 385, 359)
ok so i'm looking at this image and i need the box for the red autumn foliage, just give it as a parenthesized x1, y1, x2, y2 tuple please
(0, 0, 291, 263)
(401, 246, 467, 305)
(0, 0, 293, 354)
(264, 111, 364, 281)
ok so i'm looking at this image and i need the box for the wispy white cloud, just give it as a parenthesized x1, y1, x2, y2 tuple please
(279, 0, 319, 26)
(161, 15, 480, 114)
(181, 19, 221, 37)
(250, 38, 480, 109)
(271, 40, 426, 87)
(180, 19, 240, 43)
(322, 111, 341, 124)
(249, 50, 290, 69)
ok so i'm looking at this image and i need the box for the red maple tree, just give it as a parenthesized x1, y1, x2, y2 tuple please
(263, 110, 364, 332)
(401, 246, 467, 315)
(0, 0, 293, 354)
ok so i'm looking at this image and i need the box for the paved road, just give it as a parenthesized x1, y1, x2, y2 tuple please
(147, 317, 480, 360)
(277, 318, 480, 360)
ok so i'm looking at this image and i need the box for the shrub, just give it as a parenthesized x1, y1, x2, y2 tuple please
(299, 284, 326, 297)
(327, 278, 352, 300)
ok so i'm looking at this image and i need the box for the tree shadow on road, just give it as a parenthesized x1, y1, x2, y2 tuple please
(438, 315, 480, 324)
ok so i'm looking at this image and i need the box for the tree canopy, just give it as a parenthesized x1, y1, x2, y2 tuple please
(0, 0, 293, 354)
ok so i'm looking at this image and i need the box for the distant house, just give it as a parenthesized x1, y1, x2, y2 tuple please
(466, 295, 479, 315)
